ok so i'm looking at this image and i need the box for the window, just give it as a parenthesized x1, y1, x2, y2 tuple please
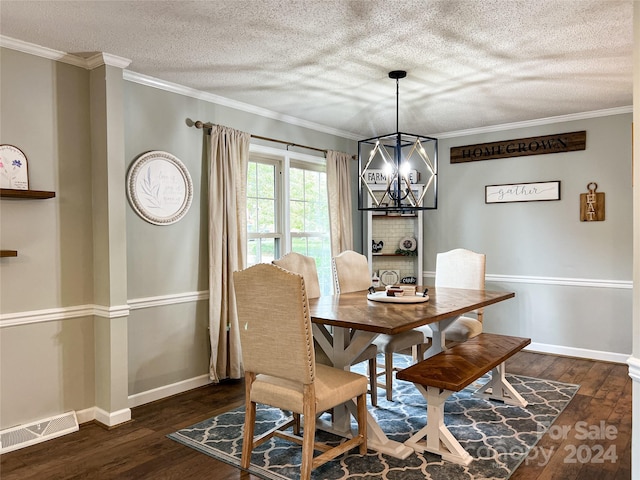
(246, 145, 332, 294)
(246, 159, 280, 264)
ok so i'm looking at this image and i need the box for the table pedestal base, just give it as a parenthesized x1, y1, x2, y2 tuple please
(405, 384, 473, 465)
(405, 363, 527, 465)
(316, 401, 414, 460)
(474, 363, 528, 406)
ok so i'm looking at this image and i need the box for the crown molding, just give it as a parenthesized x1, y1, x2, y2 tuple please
(0, 35, 130, 70)
(1, 35, 86, 68)
(122, 70, 361, 140)
(85, 52, 131, 70)
(435, 106, 633, 139)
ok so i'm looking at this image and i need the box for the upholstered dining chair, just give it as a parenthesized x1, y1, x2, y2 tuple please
(273, 251, 321, 299)
(274, 252, 379, 406)
(434, 248, 487, 343)
(233, 263, 368, 480)
(332, 250, 426, 402)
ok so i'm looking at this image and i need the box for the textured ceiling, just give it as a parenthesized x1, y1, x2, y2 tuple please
(0, 0, 633, 138)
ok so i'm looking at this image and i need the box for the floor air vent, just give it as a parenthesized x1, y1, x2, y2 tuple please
(0, 411, 78, 454)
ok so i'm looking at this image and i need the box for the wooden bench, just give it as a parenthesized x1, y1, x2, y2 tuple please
(396, 333, 531, 465)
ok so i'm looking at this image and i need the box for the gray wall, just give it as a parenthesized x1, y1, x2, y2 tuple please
(424, 114, 633, 357)
(0, 48, 96, 428)
(123, 81, 357, 395)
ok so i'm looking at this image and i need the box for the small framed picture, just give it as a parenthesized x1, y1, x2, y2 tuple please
(379, 269, 400, 286)
(0, 144, 29, 190)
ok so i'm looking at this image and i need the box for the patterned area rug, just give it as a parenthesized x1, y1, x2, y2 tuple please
(168, 355, 578, 480)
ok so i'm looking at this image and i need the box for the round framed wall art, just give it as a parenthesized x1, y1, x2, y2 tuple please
(126, 150, 193, 225)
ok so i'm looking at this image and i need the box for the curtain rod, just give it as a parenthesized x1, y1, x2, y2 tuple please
(193, 120, 328, 155)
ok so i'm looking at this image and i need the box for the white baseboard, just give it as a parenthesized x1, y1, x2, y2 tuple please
(64, 376, 213, 427)
(128, 374, 213, 408)
(526, 342, 630, 364)
(627, 356, 640, 381)
(43, 407, 130, 427)
(94, 407, 131, 427)
(75, 407, 96, 425)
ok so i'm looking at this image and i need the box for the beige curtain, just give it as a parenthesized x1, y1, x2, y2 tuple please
(326, 150, 354, 257)
(208, 125, 250, 382)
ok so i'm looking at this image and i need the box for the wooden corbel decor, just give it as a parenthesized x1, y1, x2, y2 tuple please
(580, 182, 605, 222)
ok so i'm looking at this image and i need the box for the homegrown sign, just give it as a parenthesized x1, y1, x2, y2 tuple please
(450, 131, 586, 163)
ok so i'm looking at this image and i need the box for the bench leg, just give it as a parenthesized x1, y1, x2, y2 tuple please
(405, 384, 473, 466)
(474, 362, 527, 407)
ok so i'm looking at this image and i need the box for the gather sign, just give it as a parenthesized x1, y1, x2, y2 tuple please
(450, 131, 586, 163)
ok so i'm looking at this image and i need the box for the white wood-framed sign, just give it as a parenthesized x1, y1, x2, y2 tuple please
(0, 144, 29, 190)
(126, 150, 193, 225)
(485, 181, 561, 204)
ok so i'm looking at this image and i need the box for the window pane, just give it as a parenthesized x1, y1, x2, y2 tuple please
(292, 235, 332, 294)
(290, 200, 305, 232)
(288, 165, 330, 294)
(247, 163, 257, 197)
(291, 237, 307, 253)
(259, 238, 276, 264)
(248, 161, 277, 235)
(290, 168, 304, 201)
(247, 238, 258, 265)
(311, 236, 332, 295)
(258, 198, 275, 232)
(247, 237, 278, 266)
(247, 198, 258, 233)
(257, 163, 275, 197)
(304, 170, 320, 202)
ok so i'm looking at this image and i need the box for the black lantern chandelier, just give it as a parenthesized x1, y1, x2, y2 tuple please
(358, 71, 438, 212)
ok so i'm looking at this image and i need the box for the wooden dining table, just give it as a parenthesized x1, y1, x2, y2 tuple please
(308, 285, 515, 459)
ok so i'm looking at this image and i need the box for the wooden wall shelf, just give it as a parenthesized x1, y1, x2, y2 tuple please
(0, 189, 56, 199)
(1, 189, 55, 258)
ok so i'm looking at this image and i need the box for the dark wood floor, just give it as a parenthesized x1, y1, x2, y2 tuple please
(1, 352, 631, 480)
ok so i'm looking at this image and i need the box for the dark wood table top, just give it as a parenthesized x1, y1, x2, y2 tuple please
(308, 286, 515, 335)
